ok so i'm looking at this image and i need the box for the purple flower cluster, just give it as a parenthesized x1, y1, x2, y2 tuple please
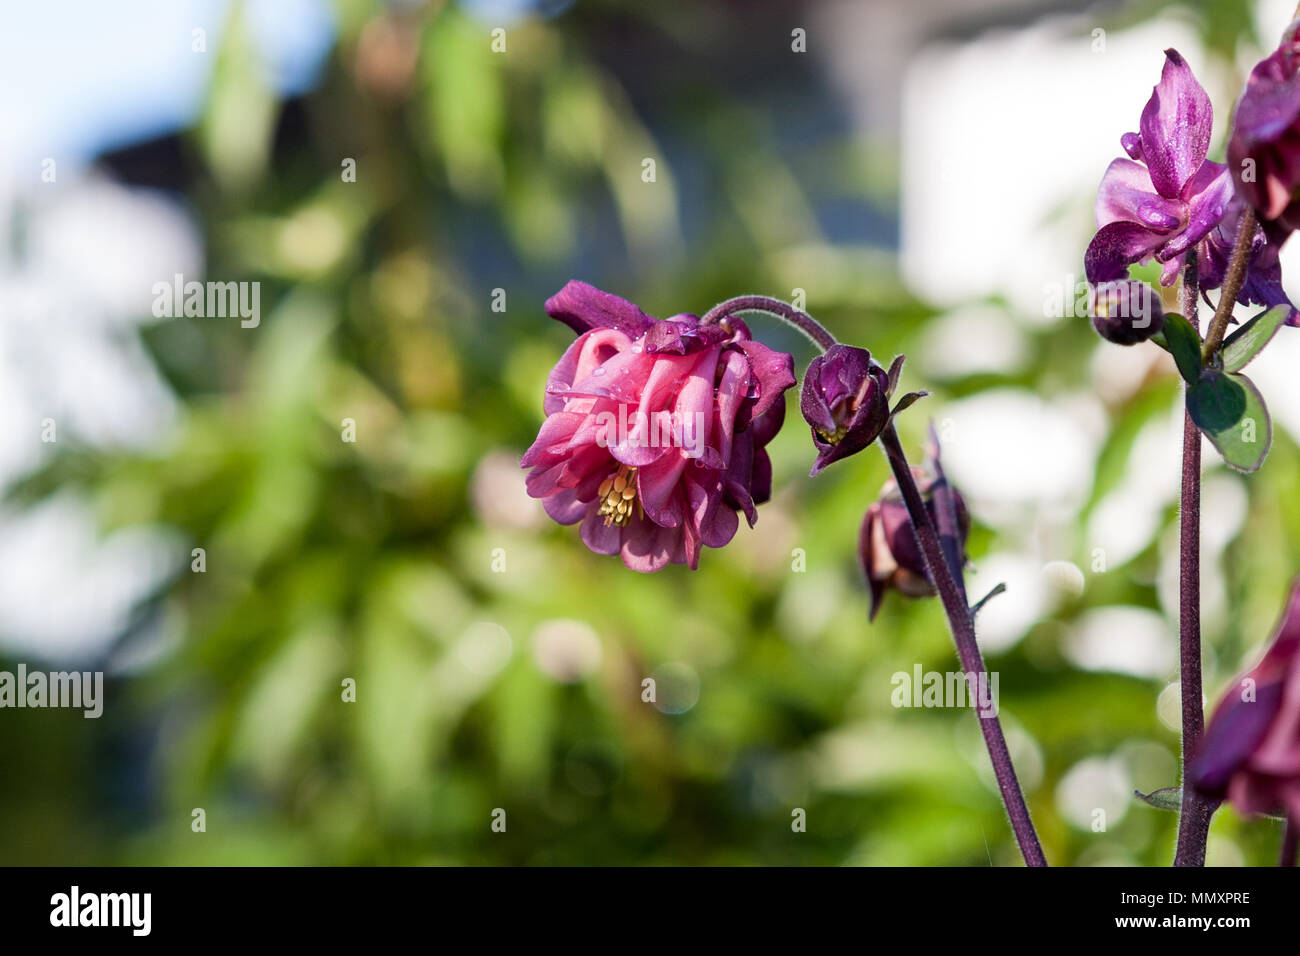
(1085, 48, 1297, 325)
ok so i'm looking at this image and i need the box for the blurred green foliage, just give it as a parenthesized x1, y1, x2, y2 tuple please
(1, 0, 1294, 866)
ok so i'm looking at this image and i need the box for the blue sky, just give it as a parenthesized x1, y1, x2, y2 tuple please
(0, 0, 335, 175)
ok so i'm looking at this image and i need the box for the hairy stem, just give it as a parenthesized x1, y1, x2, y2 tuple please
(699, 296, 838, 352)
(879, 422, 1047, 867)
(1175, 249, 1218, 866)
(1282, 818, 1298, 867)
(1201, 207, 1256, 360)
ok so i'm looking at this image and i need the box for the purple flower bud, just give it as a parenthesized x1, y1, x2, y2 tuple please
(1089, 279, 1165, 345)
(800, 345, 891, 476)
(1227, 21, 1300, 231)
(859, 467, 970, 620)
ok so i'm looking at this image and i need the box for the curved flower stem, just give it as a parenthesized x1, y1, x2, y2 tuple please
(1282, 819, 1298, 867)
(1201, 207, 1256, 360)
(1175, 249, 1218, 866)
(743, 294, 1043, 862)
(699, 296, 838, 353)
(879, 421, 1048, 867)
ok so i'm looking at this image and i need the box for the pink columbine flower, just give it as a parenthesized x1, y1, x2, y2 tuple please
(1191, 578, 1300, 825)
(522, 281, 795, 572)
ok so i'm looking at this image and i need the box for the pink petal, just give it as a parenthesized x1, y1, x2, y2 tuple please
(620, 516, 679, 572)
(638, 453, 687, 527)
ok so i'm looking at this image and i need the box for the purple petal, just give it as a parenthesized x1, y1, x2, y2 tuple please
(620, 517, 679, 572)
(525, 461, 567, 498)
(642, 318, 731, 355)
(748, 396, 786, 449)
(733, 339, 796, 427)
(749, 447, 773, 507)
(1228, 41, 1300, 220)
(799, 353, 836, 434)
(1158, 161, 1231, 260)
(1191, 678, 1285, 795)
(1095, 157, 1177, 228)
(687, 472, 739, 550)
(579, 507, 623, 556)
(723, 430, 758, 526)
(859, 505, 887, 621)
(1137, 200, 1182, 230)
(1139, 50, 1214, 199)
(543, 489, 590, 525)
(712, 349, 751, 466)
(545, 281, 657, 338)
(1084, 221, 1165, 283)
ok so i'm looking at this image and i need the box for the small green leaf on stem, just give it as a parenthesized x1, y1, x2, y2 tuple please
(890, 391, 928, 417)
(1221, 304, 1290, 373)
(1186, 370, 1272, 472)
(970, 582, 1006, 617)
(1154, 313, 1203, 383)
(1135, 787, 1182, 812)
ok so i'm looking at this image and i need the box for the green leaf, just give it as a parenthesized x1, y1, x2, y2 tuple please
(1155, 313, 1202, 384)
(1134, 787, 1182, 812)
(890, 391, 928, 417)
(1221, 305, 1290, 373)
(970, 582, 1006, 618)
(1186, 370, 1272, 473)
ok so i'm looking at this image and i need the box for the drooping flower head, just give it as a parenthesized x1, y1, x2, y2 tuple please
(1191, 577, 1300, 826)
(1085, 50, 1233, 289)
(859, 436, 969, 620)
(1228, 20, 1300, 233)
(800, 344, 891, 475)
(522, 281, 795, 572)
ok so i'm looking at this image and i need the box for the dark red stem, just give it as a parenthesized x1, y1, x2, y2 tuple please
(879, 422, 1047, 867)
(698, 296, 838, 352)
(1175, 249, 1219, 866)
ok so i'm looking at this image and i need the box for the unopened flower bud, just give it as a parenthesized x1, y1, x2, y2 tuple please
(801, 345, 891, 476)
(860, 467, 970, 620)
(1090, 280, 1165, 345)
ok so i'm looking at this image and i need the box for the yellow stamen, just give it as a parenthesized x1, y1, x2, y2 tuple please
(598, 464, 639, 527)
